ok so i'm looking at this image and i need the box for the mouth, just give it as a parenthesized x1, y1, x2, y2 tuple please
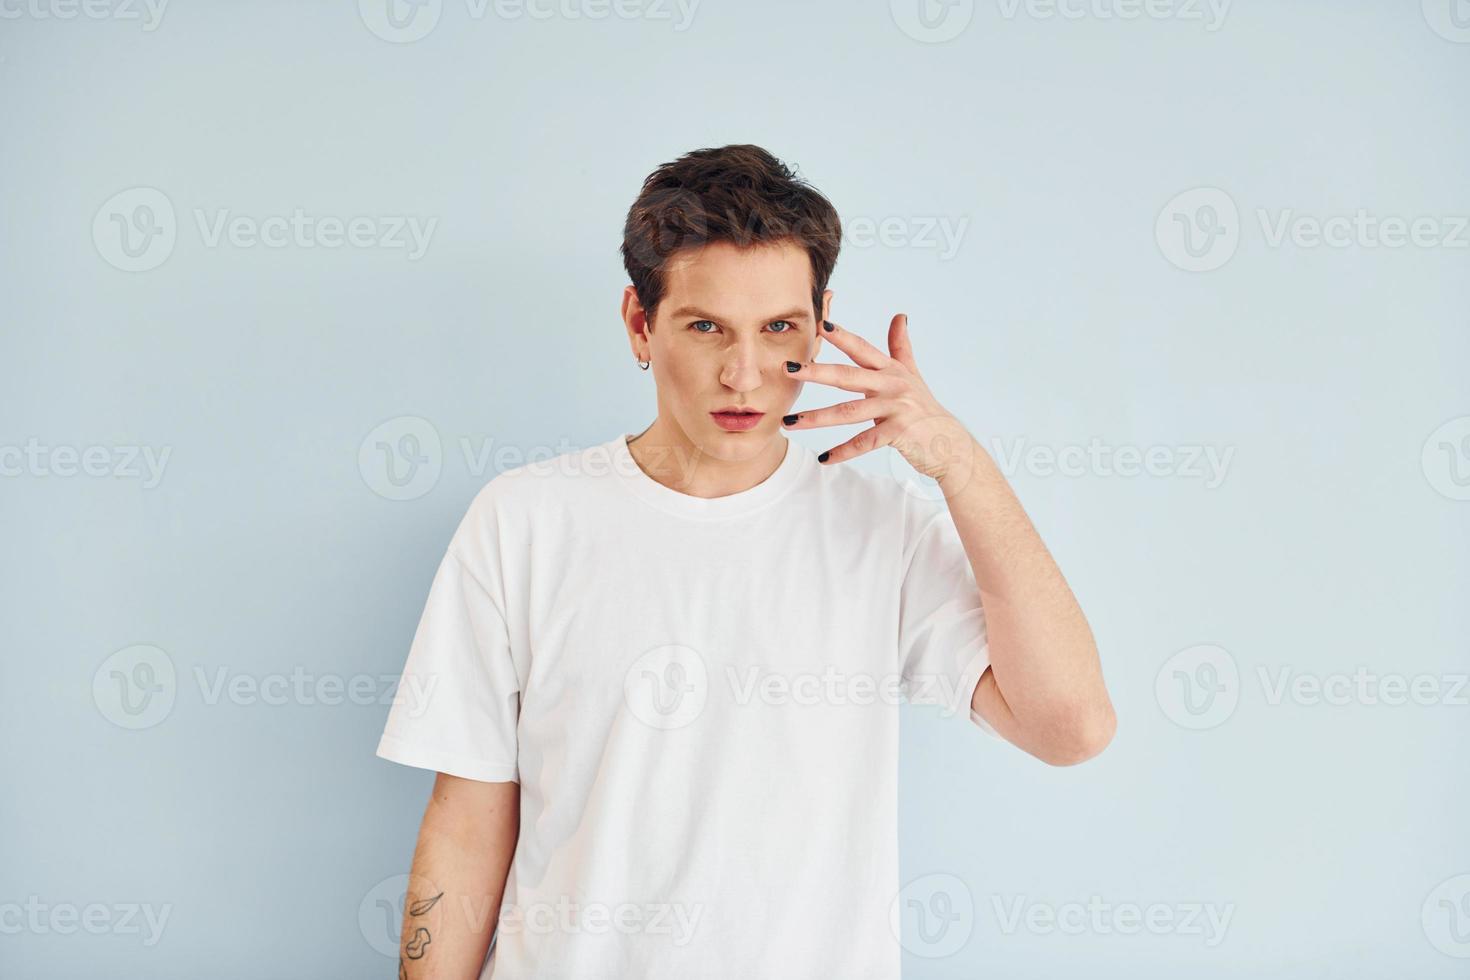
(710, 407, 765, 432)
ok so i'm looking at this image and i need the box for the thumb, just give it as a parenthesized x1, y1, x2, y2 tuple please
(889, 313, 919, 372)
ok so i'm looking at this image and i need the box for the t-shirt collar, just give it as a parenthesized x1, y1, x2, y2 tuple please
(609, 431, 811, 520)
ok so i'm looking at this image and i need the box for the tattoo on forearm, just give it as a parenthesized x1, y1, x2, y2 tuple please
(400, 889, 441, 974)
(409, 892, 443, 916)
(405, 926, 432, 959)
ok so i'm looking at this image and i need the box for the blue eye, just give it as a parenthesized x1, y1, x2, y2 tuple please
(687, 320, 796, 334)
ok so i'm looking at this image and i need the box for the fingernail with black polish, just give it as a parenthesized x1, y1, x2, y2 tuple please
(785, 361, 801, 372)
(782, 414, 798, 426)
(818, 451, 830, 463)
(823, 321, 834, 332)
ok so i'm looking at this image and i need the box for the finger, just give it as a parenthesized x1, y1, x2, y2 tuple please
(784, 358, 898, 395)
(887, 313, 919, 373)
(816, 419, 896, 465)
(820, 319, 896, 371)
(782, 397, 896, 430)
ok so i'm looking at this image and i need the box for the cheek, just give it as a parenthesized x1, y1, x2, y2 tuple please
(657, 349, 709, 396)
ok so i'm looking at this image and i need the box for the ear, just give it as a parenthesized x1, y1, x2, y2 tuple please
(621, 285, 652, 360)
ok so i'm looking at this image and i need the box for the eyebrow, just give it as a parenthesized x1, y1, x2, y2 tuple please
(667, 306, 812, 323)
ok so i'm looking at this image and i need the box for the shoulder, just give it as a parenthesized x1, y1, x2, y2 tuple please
(447, 436, 619, 554)
(808, 454, 949, 541)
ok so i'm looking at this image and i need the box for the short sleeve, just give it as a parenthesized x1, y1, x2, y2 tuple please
(376, 542, 522, 782)
(898, 507, 1001, 738)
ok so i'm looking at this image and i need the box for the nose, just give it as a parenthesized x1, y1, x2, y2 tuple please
(718, 339, 768, 392)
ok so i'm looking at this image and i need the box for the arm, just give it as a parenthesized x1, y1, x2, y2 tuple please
(783, 312, 1115, 767)
(398, 772, 519, 979)
(936, 430, 1116, 766)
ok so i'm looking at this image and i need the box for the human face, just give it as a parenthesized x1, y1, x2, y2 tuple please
(623, 239, 832, 461)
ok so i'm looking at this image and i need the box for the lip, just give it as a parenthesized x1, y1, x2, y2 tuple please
(710, 408, 765, 432)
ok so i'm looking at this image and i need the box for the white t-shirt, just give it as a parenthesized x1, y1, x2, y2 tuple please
(377, 431, 999, 979)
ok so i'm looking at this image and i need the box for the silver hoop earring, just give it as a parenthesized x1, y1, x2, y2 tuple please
(637, 358, 650, 370)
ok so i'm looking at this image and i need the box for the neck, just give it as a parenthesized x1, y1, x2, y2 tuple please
(627, 415, 789, 499)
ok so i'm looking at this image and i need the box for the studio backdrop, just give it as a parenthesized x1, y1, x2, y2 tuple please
(3, 1, 1468, 977)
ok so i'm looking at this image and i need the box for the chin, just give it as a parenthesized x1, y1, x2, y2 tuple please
(701, 424, 774, 457)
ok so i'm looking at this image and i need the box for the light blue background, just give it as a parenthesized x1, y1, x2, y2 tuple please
(3, 1, 1467, 976)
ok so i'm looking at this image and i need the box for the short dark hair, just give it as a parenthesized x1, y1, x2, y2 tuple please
(620, 144, 842, 329)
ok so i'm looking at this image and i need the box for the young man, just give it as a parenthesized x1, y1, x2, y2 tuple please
(376, 144, 1114, 979)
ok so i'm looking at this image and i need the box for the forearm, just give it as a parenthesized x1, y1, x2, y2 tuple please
(399, 774, 520, 979)
(936, 430, 1115, 764)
